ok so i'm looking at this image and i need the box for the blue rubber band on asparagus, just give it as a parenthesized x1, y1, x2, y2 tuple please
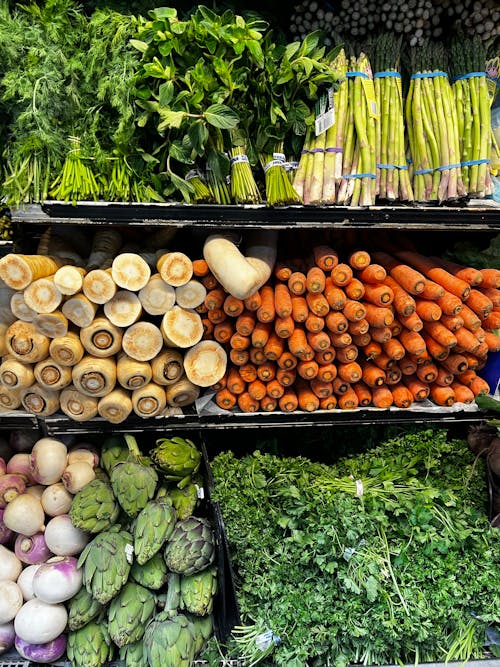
(325, 147, 343, 153)
(461, 158, 490, 166)
(411, 71, 448, 79)
(374, 71, 402, 78)
(343, 173, 376, 179)
(452, 71, 486, 81)
(346, 71, 370, 79)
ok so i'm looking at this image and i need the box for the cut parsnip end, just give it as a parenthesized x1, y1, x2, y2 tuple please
(0, 254, 65, 290)
(138, 274, 176, 316)
(10, 292, 37, 322)
(111, 253, 151, 291)
(104, 290, 142, 328)
(161, 305, 203, 348)
(183, 340, 227, 387)
(54, 266, 87, 295)
(62, 294, 98, 328)
(175, 280, 207, 309)
(122, 321, 163, 362)
(83, 268, 117, 304)
(33, 311, 69, 339)
(23, 276, 62, 314)
(157, 252, 193, 287)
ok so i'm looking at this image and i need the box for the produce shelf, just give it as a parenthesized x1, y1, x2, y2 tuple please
(10, 202, 500, 232)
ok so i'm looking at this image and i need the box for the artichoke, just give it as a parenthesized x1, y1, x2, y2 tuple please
(133, 497, 177, 564)
(108, 582, 156, 648)
(111, 435, 158, 517)
(68, 587, 105, 631)
(78, 527, 133, 604)
(180, 566, 218, 616)
(164, 517, 215, 576)
(67, 620, 114, 667)
(150, 436, 201, 488)
(157, 572, 181, 612)
(101, 434, 129, 474)
(70, 478, 120, 533)
(130, 552, 168, 590)
(188, 613, 214, 656)
(168, 480, 199, 520)
(143, 611, 196, 667)
(119, 640, 148, 667)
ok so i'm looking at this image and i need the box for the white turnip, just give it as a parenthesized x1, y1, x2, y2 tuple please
(41, 483, 73, 517)
(0, 581, 23, 622)
(17, 564, 41, 601)
(14, 599, 67, 644)
(33, 556, 82, 604)
(3, 494, 45, 537)
(0, 545, 22, 582)
(0, 621, 15, 654)
(29, 438, 67, 485)
(61, 461, 95, 494)
(44, 515, 89, 556)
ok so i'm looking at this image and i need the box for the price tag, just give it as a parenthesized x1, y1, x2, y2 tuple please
(315, 87, 335, 136)
(361, 69, 379, 119)
(125, 543, 134, 564)
(195, 484, 205, 499)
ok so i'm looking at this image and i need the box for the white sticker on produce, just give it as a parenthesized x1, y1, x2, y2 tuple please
(195, 484, 205, 499)
(315, 108, 335, 136)
(125, 543, 134, 564)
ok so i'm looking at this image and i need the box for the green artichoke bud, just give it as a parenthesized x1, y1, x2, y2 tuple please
(70, 479, 120, 533)
(164, 517, 215, 576)
(150, 436, 201, 488)
(93, 466, 110, 483)
(130, 552, 168, 590)
(101, 434, 128, 474)
(180, 566, 218, 616)
(108, 582, 156, 648)
(78, 527, 133, 604)
(68, 587, 105, 631)
(188, 613, 214, 656)
(119, 640, 148, 667)
(168, 480, 199, 520)
(143, 611, 196, 667)
(133, 497, 177, 565)
(111, 435, 158, 517)
(67, 620, 114, 667)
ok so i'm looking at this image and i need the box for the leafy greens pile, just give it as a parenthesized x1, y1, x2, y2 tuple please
(210, 428, 500, 667)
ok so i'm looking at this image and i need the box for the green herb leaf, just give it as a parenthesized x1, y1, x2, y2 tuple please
(204, 103, 239, 129)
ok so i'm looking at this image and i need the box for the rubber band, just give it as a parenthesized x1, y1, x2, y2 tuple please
(342, 173, 376, 179)
(310, 148, 325, 153)
(346, 71, 370, 79)
(461, 158, 490, 167)
(374, 71, 402, 78)
(377, 163, 409, 170)
(230, 154, 249, 166)
(452, 71, 486, 81)
(411, 71, 448, 79)
(436, 163, 461, 171)
(414, 167, 435, 176)
(414, 163, 462, 175)
(326, 147, 343, 153)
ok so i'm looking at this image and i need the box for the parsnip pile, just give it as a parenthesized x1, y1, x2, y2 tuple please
(208, 244, 498, 413)
(0, 229, 227, 423)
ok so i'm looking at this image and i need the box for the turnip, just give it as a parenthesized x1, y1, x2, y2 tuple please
(0, 621, 15, 654)
(67, 445, 99, 468)
(29, 438, 67, 485)
(41, 483, 73, 517)
(17, 564, 41, 601)
(15, 633, 67, 663)
(44, 515, 89, 556)
(0, 510, 13, 546)
(0, 474, 26, 508)
(3, 494, 45, 536)
(14, 533, 51, 565)
(14, 599, 67, 644)
(6, 453, 34, 484)
(0, 545, 22, 581)
(62, 461, 95, 494)
(0, 581, 23, 622)
(32, 556, 82, 604)
(25, 485, 45, 501)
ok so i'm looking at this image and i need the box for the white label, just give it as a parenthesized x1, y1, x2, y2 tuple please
(315, 108, 335, 136)
(355, 479, 364, 497)
(195, 484, 205, 499)
(255, 630, 274, 651)
(230, 154, 249, 166)
(125, 543, 134, 564)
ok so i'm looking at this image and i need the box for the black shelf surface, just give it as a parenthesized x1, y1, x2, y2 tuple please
(9, 202, 500, 231)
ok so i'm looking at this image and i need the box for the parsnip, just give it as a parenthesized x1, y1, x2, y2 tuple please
(80, 317, 123, 358)
(62, 294, 98, 328)
(23, 276, 62, 314)
(83, 268, 117, 304)
(86, 229, 122, 271)
(72, 355, 117, 397)
(116, 353, 152, 390)
(183, 340, 227, 387)
(59, 385, 99, 422)
(131, 383, 166, 418)
(10, 292, 36, 322)
(34, 359, 72, 391)
(97, 388, 133, 424)
(0, 254, 65, 290)
(111, 253, 151, 291)
(0, 385, 23, 411)
(121, 321, 163, 362)
(49, 332, 85, 367)
(6, 321, 50, 363)
(161, 305, 203, 348)
(54, 266, 87, 295)
(0, 357, 34, 389)
(138, 274, 175, 316)
(157, 251, 193, 287)
(175, 280, 207, 309)
(165, 376, 200, 407)
(103, 290, 142, 327)
(21, 384, 60, 416)
(151, 349, 184, 386)
(33, 311, 69, 338)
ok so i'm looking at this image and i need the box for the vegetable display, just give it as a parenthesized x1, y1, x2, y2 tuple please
(210, 427, 500, 666)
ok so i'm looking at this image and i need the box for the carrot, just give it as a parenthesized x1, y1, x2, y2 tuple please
(201, 274, 218, 290)
(249, 347, 266, 365)
(260, 395, 277, 412)
(382, 338, 405, 361)
(370, 327, 393, 344)
(457, 369, 479, 387)
(257, 362, 276, 382)
(358, 263, 387, 284)
(275, 315, 295, 339)
(469, 375, 490, 396)
(353, 381, 372, 406)
(274, 283, 293, 318)
(263, 332, 285, 361)
(396, 250, 471, 300)
(399, 330, 427, 356)
(337, 387, 359, 409)
(256, 285, 276, 323)
(435, 292, 463, 316)
(348, 318, 369, 335)
(288, 328, 313, 359)
(212, 378, 228, 394)
(310, 378, 333, 399)
(291, 296, 309, 323)
(276, 368, 296, 387)
(453, 327, 481, 354)
(415, 299, 442, 322)
(336, 345, 358, 364)
(239, 364, 258, 383)
(227, 367, 246, 394)
(297, 359, 319, 380)
(479, 268, 500, 289)
(319, 395, 337, 410)
(440, 314, 464, 332)
(385, 366, 402, 385)
(402, 374, 430, 401)
(419, 279, 445, 301)
(305, 313, 325, 333)
(363, 341, 383, 360)
(331, 263, 353, 286)
(306, 292, 329, 317)
(391, 384, 414, 408)
(429, 256, 483, 286)
(344, 278, 365, 301)
(324, 279, 346, 310)
(317, 363, 338, 382)
(207, 308, 227, 324)
(363, 283, 394, 306)
(278, 389, 298, 412)
(205, 288, 225, 311)
(422, 333, 449, 361)
(435, 367, 454, 386)
(429, 384, 455, 407)
(235, 310, 256, 336)
(475, 341, 488, 358)
(274, 261, 293, 282)
(450, 381, 474, 404)
(196, 303, 209, 314)
(295, 381, 320, 412)
(343, 299, 367, 322)
(479, 287, 500, 308)
(361, 361, 385, 387)
(230, 332, 250, 351)
(371, 250, 426, 295)
(442, 353, 469, 375)
(483, 311, 500, 330)
(237, 392, 260, 412)
(390, 321, 403, 336)
(306, 267, 326, 294)
(213, 321, 234, 344)
(329, 332, 352, 348)
(251, 321, 272, 348)
(314, 245, 338, 271)
(363, 303, 394, 328)
(278, 351, 298, 370)
(383, 276, 416, 316)
(325, 311, 349, 333)
(307, 331, 331, 352)
(399, 358, 418, 376)
(416, 362, 438, 383)
(244, 290, 262, 312)
(230, 349, 250, 366)
(352, 333, 371, 347)
(373, 353, 395, 371)
(484, 331, 500, 352)
(315, 347, 336, 365)
(409, 349, 431, 365)
(462, 353, 480, 370)
(192, 259, 209, 277)
(423, 322, 457, 348)
(223, 294, 244, 317)
(288, 271, 307, 295)
(266, 379, 285, 399)
(399, 311, 424, 332)
(201, 318, 214, 339)
(348, 249, 371, 270)
(371, 385, 394, 408)
(332, 377, 350, 395)
(247, 379, 267, 401)
(215, 388, 237, 410)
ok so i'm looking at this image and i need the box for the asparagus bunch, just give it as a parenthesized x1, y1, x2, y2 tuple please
(373, 35, 413, 201)
(405, 42, 466, 203)
(450, 35, 492, 198)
